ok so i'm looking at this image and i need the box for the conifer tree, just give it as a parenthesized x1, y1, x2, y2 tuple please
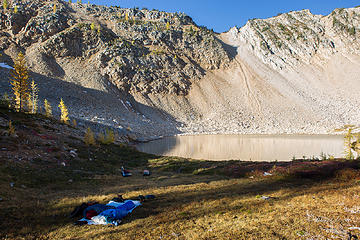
(84, 127, 95, 146)
(98, 131, 106, 144)
(8, 120, 15, 136)
(166, 22, 170, 30)
(44, 99, 52, 117)
(58, 98, 69, 124)
(72, 119, 77, 127)
(10, 52, 30, 112)
(1, 93, 10, 108)
(105, 128, 115, 144)
(90, 22, 95, 31)
(125, 12, 129, 21)
(14, 5, 18, 13)
(27, 80, 38, 114)
(53, 5, 57, 14)
(3, 0, 8, 10)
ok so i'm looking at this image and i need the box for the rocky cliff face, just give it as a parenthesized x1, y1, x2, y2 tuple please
(0, 1, 359, 136)
(229, 8, 360, 71)
(0, 0, 230, 95)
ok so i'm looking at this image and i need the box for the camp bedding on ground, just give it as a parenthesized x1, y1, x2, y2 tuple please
(79, 200, 141, 226)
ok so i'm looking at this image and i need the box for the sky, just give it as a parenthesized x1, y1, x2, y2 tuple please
(90, 0, 360, 33)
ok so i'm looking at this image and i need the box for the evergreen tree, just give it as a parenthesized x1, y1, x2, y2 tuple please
(84, 127, 95, 146)
(105, 128, 115, 144)
(10, 52, 30, 112)
(8, 120, 15, 136)
(58, 98, 69, 124)
(44, 99, 52, 117)
(98, 131, 106, 144)
(72, 119, 77, 127)
(90, 22, 95, 31)
(3, 0, 8, 10)
(27, 80, 38, 114)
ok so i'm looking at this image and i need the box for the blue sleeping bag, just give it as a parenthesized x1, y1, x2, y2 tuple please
(99, 201, 136, 220)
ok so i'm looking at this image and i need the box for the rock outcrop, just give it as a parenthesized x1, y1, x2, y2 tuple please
(0, 1, 359, 136)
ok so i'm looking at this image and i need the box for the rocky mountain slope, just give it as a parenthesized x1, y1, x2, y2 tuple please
(0, 0, 359, 137)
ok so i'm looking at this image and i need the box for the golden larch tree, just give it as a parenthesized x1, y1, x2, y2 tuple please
(105, 128, 115, 144)
(44, 99, 52, 117)
(28, 80, 39, 114)
(84, 127, 95, 146)
(10, 52, 30, 112)
(3, 0, 8, 10)
(72, 119, 77, 127)
(98, 131, 106, 144)
(90, 22, 95, 31)
(58, 98, 69, 124)
(8, 120, 15, 136)
(14, 5, 18, 14)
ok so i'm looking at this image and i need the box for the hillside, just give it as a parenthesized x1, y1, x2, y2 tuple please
(0, 1, 360, 137)
(1, 103, 360, 239)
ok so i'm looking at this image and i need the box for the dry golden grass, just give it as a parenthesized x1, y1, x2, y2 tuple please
(1, 170, 360, 240)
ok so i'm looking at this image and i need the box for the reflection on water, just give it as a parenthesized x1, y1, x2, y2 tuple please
(136, 135, 344, 161)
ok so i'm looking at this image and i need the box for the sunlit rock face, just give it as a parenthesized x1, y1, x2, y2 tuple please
(0, 2, 359, 136)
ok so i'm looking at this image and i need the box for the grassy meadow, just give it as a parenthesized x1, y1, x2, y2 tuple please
(0, 106, 360, 240)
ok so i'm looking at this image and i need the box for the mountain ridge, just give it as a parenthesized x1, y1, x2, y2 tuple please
(0, 1, 359, 137)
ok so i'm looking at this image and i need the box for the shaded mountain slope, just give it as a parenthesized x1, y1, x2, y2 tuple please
(0, 1, 359, 136)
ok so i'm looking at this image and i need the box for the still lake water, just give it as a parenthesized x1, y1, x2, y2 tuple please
(136, 135, 345, 161)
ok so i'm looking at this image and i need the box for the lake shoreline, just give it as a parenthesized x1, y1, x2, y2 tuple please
(136, 134, 345, 161)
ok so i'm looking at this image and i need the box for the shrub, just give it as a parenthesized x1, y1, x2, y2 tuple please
(335, 168, 360, 181)
(349, 26, 356, 36)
